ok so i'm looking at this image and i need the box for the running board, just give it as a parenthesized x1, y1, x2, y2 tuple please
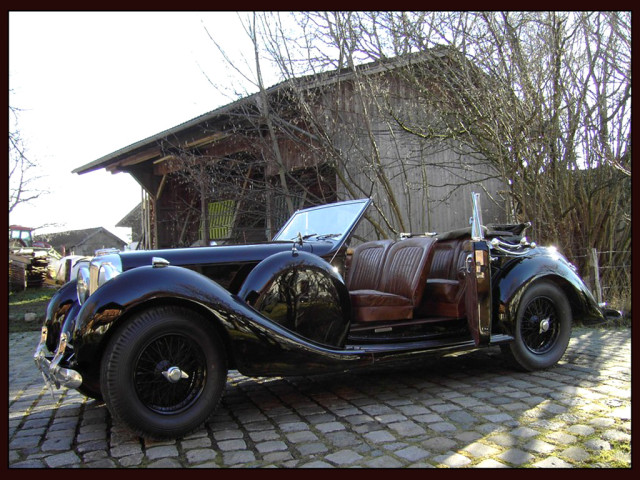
(346, 333, 515, 355)
(489, 333, 514, 344)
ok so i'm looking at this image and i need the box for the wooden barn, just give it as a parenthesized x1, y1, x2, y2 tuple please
(75, 50, 508, 249)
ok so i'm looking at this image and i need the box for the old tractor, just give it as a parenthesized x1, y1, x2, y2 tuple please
(9, 225, 60, 292)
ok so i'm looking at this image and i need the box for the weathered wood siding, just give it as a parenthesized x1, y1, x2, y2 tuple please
(318, 75, 507, 240)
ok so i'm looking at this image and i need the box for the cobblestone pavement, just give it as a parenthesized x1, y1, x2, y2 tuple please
(9, 327, 630, 468)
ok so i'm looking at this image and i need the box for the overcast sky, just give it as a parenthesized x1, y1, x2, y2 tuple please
(9, 11, 265, 242)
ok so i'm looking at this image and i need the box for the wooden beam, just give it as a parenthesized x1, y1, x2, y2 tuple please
(106, 147, 162, 172)
(183, 132, 229, 149)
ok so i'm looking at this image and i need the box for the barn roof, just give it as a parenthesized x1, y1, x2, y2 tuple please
(36, 227, 126, 251)
(72, 49, 452, 177)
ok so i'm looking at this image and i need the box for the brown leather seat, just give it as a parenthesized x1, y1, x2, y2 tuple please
(346, 239, 393, 291)
(349, 237, 436, 323)
(416, 239, 468, 318)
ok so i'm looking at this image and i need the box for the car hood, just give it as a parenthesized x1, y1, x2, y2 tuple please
(116, 241, 338, 271)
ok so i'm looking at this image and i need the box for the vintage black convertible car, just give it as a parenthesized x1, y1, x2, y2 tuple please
(35, 193, 609, 439)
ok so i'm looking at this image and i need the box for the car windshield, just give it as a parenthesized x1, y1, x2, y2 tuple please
(273, 199, 370, 245)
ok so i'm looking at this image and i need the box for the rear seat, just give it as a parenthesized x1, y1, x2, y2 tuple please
(415, 239, 468, 318)
(347, 237, 436, 323)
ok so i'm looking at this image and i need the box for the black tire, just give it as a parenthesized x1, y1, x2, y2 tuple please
(76, 383, 104, 402)
(100, 306, 227, 439)
(502, 281, 572, 371)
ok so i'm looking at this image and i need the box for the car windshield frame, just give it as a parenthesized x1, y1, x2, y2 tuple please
(272, 199, 371, 250)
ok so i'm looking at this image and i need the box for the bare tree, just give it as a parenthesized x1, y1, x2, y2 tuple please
(9, 102, 47, 216)
(194, 11, 629, 278)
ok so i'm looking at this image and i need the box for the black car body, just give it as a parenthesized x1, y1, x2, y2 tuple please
(35, 194, 608, 439)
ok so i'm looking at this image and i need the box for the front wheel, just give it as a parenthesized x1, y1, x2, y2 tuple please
(502, 281, 572, 371)
(100, 306, 227, 439)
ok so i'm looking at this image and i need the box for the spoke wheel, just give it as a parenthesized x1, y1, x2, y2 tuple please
(519, 297, 560, 355)
(502, 281, 571, 371)
(101, 306, 227, 439)
(134, 333, 207, 414)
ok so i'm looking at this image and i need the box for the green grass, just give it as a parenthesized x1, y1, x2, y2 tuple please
(8, 286, 58, 333)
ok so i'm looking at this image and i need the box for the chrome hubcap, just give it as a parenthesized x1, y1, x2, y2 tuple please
(162, 366, 189, 383)
(539, 317, 550, 334)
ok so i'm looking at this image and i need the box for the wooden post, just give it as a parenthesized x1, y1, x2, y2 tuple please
(591, 248, 603, 304)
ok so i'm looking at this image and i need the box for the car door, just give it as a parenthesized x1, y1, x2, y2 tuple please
(463, 240, 492, 346)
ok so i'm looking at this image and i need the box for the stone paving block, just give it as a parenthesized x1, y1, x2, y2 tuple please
(325, 431, 360, 447)
(279, 421, 309, 432)
(299, 460, 333, 468)
(546, 431, 577, 445)
(180, 437, 212, 449)
(43, 451, 81, 467)
(462, 441, 500, 457)
(286, 430, 318, 443)
(388, 420, 426, 436)
(375, 413, 407, 424)
(413, 413, 444, 424)
(432, 452, 471, 467)
(110, 443, 143, 458)
(430, 403, 461, 413)
(363, 430, 397, 443)
(474, 459, 509, 468)
(365, 455, 404, 468)
(255, 440, 287, 453)
(222, 450, 256, 465)
(510, 426, 540, 438)
(262, 451, 294, 464)
(397, 404, 430, 415)
(86, 458, 117, 468)
(41, 436, 72, 451)
(497, 448, 535, 466)
(119, 454, 144, 466)
(186, 448, 218, 464)
(315, 421, 345, 433)
(602, 429, 631, 443)
(295, 442, 328, 455)
(325, 449, 363, 465)
(395, 445, 430, 462)
(212, 429, 243, 441)
(523, 439, 556, 454)
(447, 410, 478, 425)
(486, 433, 518, 447)
(482, 413, 515, 424)
(428, 422, 457, 433)
(561, 446, 590, 462)
(147, 458, 182, 468)
(533, 456, 572, 468)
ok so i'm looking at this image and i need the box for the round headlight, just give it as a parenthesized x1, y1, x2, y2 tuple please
(98, 263, 119, 287)
(77, 265, 90, 305)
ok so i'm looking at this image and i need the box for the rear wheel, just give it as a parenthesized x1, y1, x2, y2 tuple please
(100, 306, 227, 439)
(502, 281, 571, 371)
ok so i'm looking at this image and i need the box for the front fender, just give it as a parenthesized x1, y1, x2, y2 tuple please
(71, 263, 369, 378)
(238, 250, 351, 348)
(43, 280, 79, 352)
(494, 248, 604, 329)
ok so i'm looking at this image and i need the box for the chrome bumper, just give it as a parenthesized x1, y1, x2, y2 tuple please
(34, 327, 83, 390)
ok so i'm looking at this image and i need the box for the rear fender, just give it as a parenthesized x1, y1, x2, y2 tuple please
(494, 249, 604, 331)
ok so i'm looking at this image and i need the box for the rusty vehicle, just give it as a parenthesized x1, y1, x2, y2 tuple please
(34, 193, 611, 439)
